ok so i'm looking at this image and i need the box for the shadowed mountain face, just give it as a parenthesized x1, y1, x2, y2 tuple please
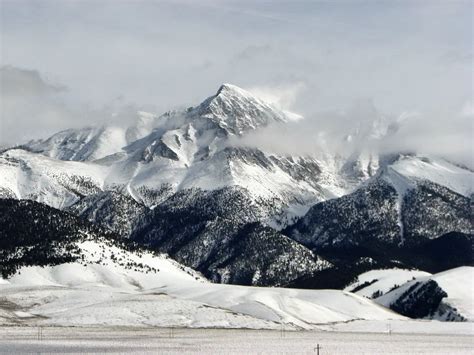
(126, 187, 329, 286)
(286, 179, 472, 251)
(0, 84, 473, 291)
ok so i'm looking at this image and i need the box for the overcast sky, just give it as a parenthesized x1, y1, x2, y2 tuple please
(1, 0, 472, 149)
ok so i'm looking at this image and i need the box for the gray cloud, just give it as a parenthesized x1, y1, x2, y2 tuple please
(0, 65, 140, 145)
(379, 109, 473, 168)
(1, 65, 66, 97)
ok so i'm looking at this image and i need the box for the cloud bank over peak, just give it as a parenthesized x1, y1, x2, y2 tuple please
(231, 99, 473, 169)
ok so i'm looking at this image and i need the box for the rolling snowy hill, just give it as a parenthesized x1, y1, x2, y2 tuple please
(345, 268, 432, 299)
(0, 240, 405, 329)
(376, 267, 474, 321)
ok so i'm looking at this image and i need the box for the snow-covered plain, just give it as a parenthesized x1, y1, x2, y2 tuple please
(1, 247, 473, 354)
(1, 326, 473, 354)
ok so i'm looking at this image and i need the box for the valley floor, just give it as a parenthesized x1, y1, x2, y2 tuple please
(0, 325, 473, 354)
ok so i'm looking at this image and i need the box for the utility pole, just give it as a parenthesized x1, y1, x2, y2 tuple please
(314, 343, 322, 355)
(280, 324, 285, 338)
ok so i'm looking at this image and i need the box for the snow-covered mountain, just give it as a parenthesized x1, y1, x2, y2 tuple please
(2, 84, 344, 226)
(23, 111, 160, 162)
(0, 83, 472, 294)
(24, 126, 128, 162)
(100, 83, 339, 227)
(284, 154, 472, 290)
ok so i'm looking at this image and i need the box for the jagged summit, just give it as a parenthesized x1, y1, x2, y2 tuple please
(216, 83, 248, 96)
(191, 83, 289, 135)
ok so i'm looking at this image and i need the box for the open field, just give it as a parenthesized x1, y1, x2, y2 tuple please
(1, 326, 473, 354)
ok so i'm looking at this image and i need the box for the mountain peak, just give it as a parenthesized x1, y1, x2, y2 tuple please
(216, 83, 250, 97)
(193, 84, 288, 135)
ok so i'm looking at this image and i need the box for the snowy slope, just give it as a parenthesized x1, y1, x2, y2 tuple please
(345, 268, 432, 298)
(25, 126, 128, 162)
(6, 240, 205, 289)
(24, 111, 160, 162)
(431, 267, 474, 320)
(383, 155, 473, 198)
(0, 149, 107, 208)
(377, 267, 474, 321)
(0, 242, 274, 329)
(161, 283, 404, 329)
(0, 240, 405, 329)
